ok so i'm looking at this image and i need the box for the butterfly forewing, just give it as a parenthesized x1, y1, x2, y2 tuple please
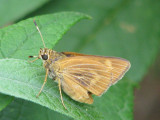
(58, 55, 130, 96)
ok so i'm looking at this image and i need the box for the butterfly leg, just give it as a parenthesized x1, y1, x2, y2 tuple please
(58, 78, 67, 110)
(36, 69, 49, 97)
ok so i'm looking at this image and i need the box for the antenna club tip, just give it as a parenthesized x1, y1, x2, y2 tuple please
(33, 19, 37, 26)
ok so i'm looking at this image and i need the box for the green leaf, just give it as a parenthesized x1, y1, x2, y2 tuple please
(0, 0, 49, 27)
(0, 58, 100, 120)
(94, 79, 134, 120)
(0, 12, 102, 120)
(0, 98, 71, 120)
(0, 94, 13, 111)
(0, 12, 90, 59)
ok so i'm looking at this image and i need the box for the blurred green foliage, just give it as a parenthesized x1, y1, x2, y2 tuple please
(0, 0, 49, 27)
(0, 0, 160, 120)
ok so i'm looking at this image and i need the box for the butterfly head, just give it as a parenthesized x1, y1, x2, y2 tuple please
(39, 48, 51, 61)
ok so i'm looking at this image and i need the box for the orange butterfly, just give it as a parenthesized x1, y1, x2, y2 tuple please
(29, 20, 131, 109)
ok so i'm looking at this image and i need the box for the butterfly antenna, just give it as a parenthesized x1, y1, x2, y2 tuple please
(33, 20, 46, 48)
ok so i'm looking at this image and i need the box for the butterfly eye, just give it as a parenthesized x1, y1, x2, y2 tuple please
(41, 55, 48, 60)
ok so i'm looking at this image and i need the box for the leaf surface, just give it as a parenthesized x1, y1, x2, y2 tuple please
(0, 94, 13, 111)
(0, 12, 101, 120)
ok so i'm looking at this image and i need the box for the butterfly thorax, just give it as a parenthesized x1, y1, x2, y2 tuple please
(38, 48, 66, 80)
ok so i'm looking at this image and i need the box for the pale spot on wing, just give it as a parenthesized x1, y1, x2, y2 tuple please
(104, 60, 113, 70)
